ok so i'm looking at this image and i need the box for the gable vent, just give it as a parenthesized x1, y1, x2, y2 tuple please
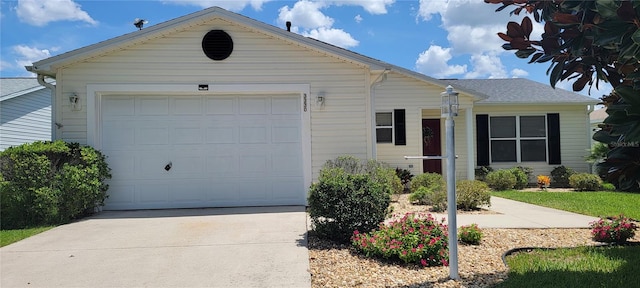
(202, 30, 233, 61)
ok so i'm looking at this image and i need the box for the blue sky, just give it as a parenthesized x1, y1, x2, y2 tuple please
(0, 0, 609, 99)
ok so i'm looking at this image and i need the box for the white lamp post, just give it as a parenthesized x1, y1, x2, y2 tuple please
(441, 85, 459, 280)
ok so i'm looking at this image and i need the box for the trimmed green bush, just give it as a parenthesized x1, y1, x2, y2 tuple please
(456, 180, 491, 210)
(551, 165, 575, 188)
(0, 141, 111, 229)
(323, 156, 403, 195)
(569, 173, 603, 191)
(602, 182, 617, 191)
(409, 186, 447, 212)
(485, 169, 517, 191)
(307, 158, 392, 243)
(458, 224, 483, 245)
(509, 167, 529, 190)
(474, 166, 493, 181)
(410, 173, 445, 193)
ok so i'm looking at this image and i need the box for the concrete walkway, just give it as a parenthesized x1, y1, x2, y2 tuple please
(1, 206, 310, 288)
(431, 196, 600, 228)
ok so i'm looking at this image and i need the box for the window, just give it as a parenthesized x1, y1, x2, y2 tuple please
(489, 115, 547, 162)
(376, 112, 393, 143)
(375, 110, 406, 145)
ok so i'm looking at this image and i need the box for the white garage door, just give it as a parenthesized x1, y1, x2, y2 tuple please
(100, 94, 304, 210)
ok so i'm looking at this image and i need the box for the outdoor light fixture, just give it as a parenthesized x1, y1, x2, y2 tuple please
(441, 84, 459, 280)
(441, 85, 459, 117)
(69, 93, 80, 111)
(316, 91, 326, 108)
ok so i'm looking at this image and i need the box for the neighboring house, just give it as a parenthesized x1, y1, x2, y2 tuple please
(0, 78, 52, 151)
(26, 7, 598, 210)
(590, 107, 607, 138)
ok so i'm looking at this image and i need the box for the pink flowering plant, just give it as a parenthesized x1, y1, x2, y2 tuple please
(589, 214, 638, 244)
(458, 224, 482, 245)
(351, 212, 449, 267)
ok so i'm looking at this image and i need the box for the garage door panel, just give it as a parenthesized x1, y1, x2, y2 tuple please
(102, 94, 304, 210)
(138, 96, 169, 116)
(206, 97, 235, 115)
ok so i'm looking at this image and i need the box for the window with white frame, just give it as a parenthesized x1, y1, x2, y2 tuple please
(489, 115, 547, 162)
(376, 112, 393, 143)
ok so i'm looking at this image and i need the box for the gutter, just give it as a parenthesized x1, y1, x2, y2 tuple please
(370, 68, 390, 159)
(27, 66, 57, 141)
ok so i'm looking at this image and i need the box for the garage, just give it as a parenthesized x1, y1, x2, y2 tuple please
(100, 93, 305, 210)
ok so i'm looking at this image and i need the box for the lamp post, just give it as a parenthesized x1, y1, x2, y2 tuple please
(441, 85, 459, 280)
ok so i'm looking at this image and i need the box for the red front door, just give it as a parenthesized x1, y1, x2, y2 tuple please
(422, 119, 442, 174)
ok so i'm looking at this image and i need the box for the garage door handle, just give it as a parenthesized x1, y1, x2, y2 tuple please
(165, 162, 172, 171)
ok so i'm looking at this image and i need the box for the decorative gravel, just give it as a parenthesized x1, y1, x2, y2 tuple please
(308, 195, 640, 288)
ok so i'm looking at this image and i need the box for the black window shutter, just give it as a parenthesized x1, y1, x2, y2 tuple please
(394, 109, 406, 146)
(476, 114, 490, 166)
(547, 113, 561, 164)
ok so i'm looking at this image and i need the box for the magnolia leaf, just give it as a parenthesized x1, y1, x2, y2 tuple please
(507, 21, 524, 38)
(549, 61, 565, 88)
(615, 85, 640, 107)
(497, 32, 512, 41)
(593, 130, 618, 144)
(521, 17, 533, 38)
(528, 52, 544, 63)
(595, 0, 620, 19)
(515, 48, 536, 59)
(632, 29, 640, 45)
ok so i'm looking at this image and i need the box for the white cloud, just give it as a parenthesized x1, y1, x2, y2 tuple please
(415, 45, 466, 78)
(417, 0, 447, 21)
(465, 53, 507, 79)
(511, 68, 529, 78)
(16, 0, 97, 27)
(162, 0, 272, 11)
(354, 14, 363, 23)
(302, 27, 359, 48)
(324, 0, 395, 14)
(278, 0, 334, 29)
(12, 45, 52, 68)
(0, 60, 14, 71)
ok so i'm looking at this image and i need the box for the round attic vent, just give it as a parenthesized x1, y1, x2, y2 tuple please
(202, 30, 233, 61)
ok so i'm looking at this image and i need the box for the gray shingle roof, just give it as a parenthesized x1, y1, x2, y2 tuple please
(0, 78, 45, 101)
(444, 78, 599, 104)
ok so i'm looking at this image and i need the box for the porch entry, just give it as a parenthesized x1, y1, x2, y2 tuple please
(422, 119, 442, 174)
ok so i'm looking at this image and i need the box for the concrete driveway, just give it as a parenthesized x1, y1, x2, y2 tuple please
(1, 206, 311, 288)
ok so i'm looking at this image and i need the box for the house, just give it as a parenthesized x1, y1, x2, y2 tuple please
(26, 7, 598, 210)
(0, 78, 52, 151)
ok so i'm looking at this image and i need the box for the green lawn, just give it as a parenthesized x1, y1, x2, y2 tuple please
(0, 226, 53, 247)
(495, 245, 640, 288)
(490, 191, 640, 219)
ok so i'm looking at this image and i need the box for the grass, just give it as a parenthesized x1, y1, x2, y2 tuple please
(0, 226, 53, 247)
(495, 245, 640, 288)
(490, 190, 640, 219)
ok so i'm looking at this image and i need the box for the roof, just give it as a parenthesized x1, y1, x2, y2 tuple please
(0, 77, 47, 102)
(443, 78, 599, 105)
(590, 107, 607, 123)
(27, 6, 460, 95)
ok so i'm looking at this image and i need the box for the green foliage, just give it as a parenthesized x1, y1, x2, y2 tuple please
(307, 158, 392, 243)
(569, 173, 603, 191)
(322, 156, 403, 195)
(474, 166, 493, 181)
(456, 180, 491, 210)
(487, 0, 640, 191)
(602, 182, 617, 191)
(0, 141, 111, 229)
(458, 224, 482, 245)
(485, 169, 516, 191)
(409, 186, 446, 212)
(550, 166, 575, 188)
(586, 142, 610, 164)
(351, 212, 449, 267)
(509, 167, 529, 190)
(395, 168, 413, 188)
(590, 215, 638, 244)
(410, 173, 445, 193)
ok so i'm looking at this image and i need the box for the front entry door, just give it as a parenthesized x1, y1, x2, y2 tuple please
(422, 119, 442, 174)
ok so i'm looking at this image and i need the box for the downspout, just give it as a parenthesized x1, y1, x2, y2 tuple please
(32, 69, 57, 141)
(370, 69, 390, 159)
(586, 104, 596, 173)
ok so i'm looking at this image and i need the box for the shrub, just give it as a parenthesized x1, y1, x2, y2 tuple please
(474, 166, 493, 181)
(590, 215, 638, 244)
(602, 182, 617, 191)
(410, 173, 445, 193)
(485, 169, 516, 191)
(515, 166, 534, 180)
(308, 164, 391, 243)
(323, 156, 403, 195)
(456, 180, 491, 210)
(0, 141, 111, 229)
(395, 168, 413, 191)
(409, 186, 447, 212)
(351, 212, 449, 267)
(551, 166, 575, 188)
(509, 167, 529, 190)
(458, 224, 482, 245)
(569, 173, 603, 191)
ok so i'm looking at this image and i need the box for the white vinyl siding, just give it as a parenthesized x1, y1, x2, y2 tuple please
(0, 89, 51, 150)
(475, 105, 592, 178)
(54, 18, 369, 182)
